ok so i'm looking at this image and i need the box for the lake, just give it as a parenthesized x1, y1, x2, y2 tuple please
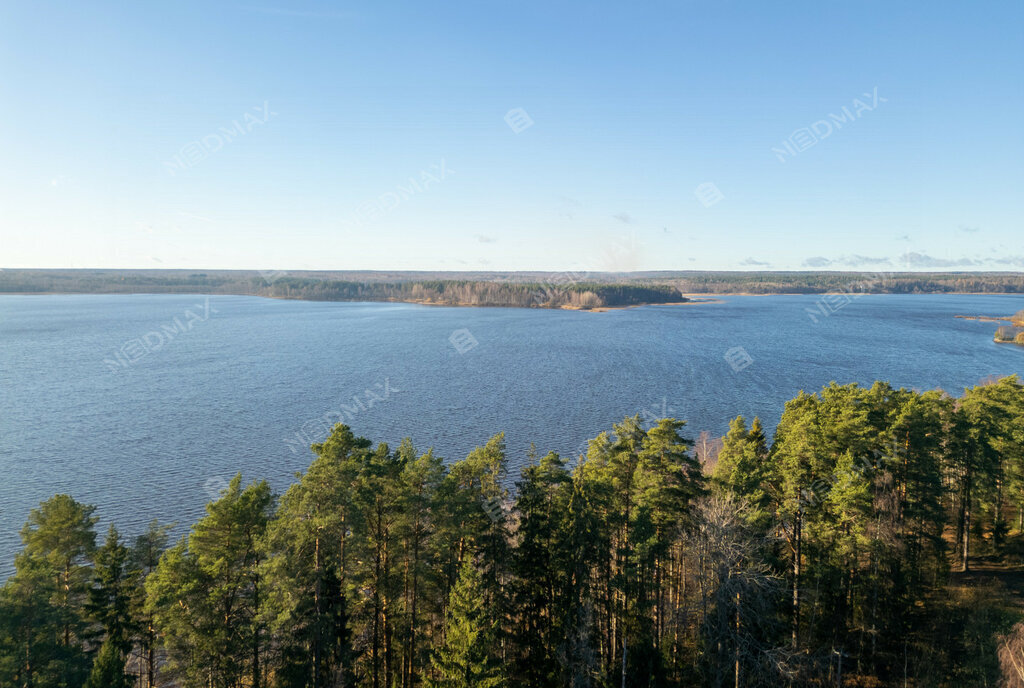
(1, 293, 1022, 575)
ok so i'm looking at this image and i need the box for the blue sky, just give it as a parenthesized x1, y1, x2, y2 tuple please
(1, 1, 1021, 271)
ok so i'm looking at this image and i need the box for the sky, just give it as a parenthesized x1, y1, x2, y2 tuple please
(1, 1, 1022, 272)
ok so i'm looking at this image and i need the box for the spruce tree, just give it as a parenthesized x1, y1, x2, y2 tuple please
(511, 449, 572, 687)
(427, 558, 504, 688)
(84, 637, 132, 688)
(86, 525, 134, 655)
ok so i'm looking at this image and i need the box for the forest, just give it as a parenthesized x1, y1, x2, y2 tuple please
(2, 376, 1024, 687)
(4, 269, 1024, 304)
(0, 271, 684, 309)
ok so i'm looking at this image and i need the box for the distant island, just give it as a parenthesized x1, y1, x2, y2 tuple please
(3, 268, 1024, 308)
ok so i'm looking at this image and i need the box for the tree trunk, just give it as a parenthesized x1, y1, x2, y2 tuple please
(313, 535, 322, 687)
(253, 568, 261, 688)
(962, 495, 971, 573)
(734, 590, 740, 688)
(792, 512, 802, 648)
(620, 634, 627, 688)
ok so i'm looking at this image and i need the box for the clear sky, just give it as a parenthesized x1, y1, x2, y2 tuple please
(1, 1, 1021, 272)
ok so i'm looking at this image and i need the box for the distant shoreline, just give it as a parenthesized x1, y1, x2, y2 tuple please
(2, 269, 1024, 310)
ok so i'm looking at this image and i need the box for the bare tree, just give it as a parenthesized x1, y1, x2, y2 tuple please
(685, 496, 785, 688)
(1000, 623, 1024, 688)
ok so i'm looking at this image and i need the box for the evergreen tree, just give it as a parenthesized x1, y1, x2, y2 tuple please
(262, 424, 367, 688)
(712, 416, 770, 526)
(511, 449, 572, 687)
(395, 442, 448, 688)
(146, 475, 274, 688)
(3, 494, 98, 687)
(129, 519, 171, 688)
(0, 555, 66, 686)
(86, 525, 134, 654)
(426, 558, 504, 688)
(84, 637, 132, 688)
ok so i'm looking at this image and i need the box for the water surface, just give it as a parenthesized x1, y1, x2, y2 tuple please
(1, 293, 1022, 575)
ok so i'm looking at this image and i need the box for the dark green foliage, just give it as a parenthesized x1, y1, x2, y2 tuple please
(84, 637, 132, 688)
(426, 558, 504, 688)
(86, 525, 134, 654)
(0, 494, 97, 687)
(2, 378, 1024, 687)
(5, 268, 1024, 300)
(145, 475, 274, 688)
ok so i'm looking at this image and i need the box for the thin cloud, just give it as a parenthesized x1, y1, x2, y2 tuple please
(802, 257, 832, 268)
(740, 258, 771, 267)
(839, 254, 890, 267)
(992, 256, 1024, 268)
(899, 252, 980, 268)
(959, 225, 981, 234)
(803, 255, 891, 269)
(612, 213, 634, 225)
(475, 235, 497, 244)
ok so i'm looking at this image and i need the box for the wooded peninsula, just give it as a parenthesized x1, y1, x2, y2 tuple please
(3, 377, 1024, 687)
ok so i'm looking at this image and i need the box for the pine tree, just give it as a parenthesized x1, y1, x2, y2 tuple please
(354, 441, 405, 688)
(129, 520, 171, 688)
(712, 416, 770, 526)
(426, 558, 504, 688)
(395, 442, 448, 688)
(146, 475, 274, 687)
(0, 555, 65, 687)
(262, 424, 367, 688)
(12, 494, 98, 687)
